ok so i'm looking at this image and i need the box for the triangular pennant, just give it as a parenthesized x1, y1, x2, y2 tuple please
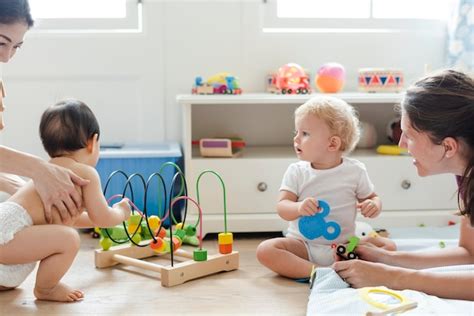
(395, 76, 401, 84)
(387, 75, 396, 84)
(364, 76, 371, 85)
(372, 75, 380, 84)
(380, 76, 387, 85)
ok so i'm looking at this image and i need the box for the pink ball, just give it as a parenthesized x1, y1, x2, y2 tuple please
(315, 63, 346, 93)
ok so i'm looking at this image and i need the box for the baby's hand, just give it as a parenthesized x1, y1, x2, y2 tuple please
(113, 198, 132, 221)
(298, 198, 319, 216)
(357, 199, 380, 218)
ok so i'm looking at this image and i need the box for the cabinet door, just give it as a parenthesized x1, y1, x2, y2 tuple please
(189, 158, 295, 215)
(357, 156, 458, 211)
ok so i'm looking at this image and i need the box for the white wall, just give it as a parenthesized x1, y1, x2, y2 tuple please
(1, 0, 447, 159)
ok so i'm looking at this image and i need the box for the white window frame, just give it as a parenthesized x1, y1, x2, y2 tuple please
(262, 0, 449, 34)
(30, 0, 142, 33)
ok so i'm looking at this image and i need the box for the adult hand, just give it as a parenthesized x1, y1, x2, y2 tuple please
(33, 162, 89, 223)
(332, 259, 396, 288)
(0, 173, 26, 195)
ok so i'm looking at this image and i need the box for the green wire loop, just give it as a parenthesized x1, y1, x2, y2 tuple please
(196, 170, 228, 233)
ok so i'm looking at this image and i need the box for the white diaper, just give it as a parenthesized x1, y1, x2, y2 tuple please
(0, 201, 37, 288)
(304, 242, 335, 266)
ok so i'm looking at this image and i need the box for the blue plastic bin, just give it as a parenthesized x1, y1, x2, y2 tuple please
(96, 143, 183, 220)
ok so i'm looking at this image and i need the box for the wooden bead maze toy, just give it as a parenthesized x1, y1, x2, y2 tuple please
(94, 163, 239, 287)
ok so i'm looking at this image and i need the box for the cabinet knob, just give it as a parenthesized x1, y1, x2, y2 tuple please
(401, 179, 411, 190)
(257, 182, 268, 192)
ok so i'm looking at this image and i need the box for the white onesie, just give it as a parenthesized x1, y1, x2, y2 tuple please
(280, 157, 374, 266)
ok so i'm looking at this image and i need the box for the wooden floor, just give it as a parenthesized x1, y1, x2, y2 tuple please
(1, 232, 309, 315)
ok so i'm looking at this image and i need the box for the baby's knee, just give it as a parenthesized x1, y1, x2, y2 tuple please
(256, 239, 278, 264)
(58, 226, 81, 252)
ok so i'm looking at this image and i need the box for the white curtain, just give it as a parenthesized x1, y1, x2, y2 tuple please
(447, 0, 474, 71)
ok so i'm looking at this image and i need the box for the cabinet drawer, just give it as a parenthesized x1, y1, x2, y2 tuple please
(187, 155, 458, 216)
(357, 156, 458, 211)
(189, 159, 294, 215)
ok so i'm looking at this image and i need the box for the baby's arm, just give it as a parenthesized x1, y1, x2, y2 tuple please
(277, 190, 319, 221)
(357, 193, 381, 218)
(74, 165, 131, 227)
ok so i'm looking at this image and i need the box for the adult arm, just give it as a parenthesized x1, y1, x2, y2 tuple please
(333, 216, 474, 300)
(0, 173, 25, 195)
(0, 145, 89, 222)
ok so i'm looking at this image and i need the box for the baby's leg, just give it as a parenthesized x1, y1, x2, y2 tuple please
(0, 225, 84, 302)
(256, 237, 313, 278)
(361, 235, 397, 251)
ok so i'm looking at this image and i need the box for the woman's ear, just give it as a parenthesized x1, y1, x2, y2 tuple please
(87, 133, 99, 153)
(328, 136, 342, 152)
(443, 137, 458, 158)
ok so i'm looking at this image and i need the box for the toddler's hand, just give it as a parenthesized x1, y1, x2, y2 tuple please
(357, 199, 380, 218)
(113, 198, 132, 220)
(298, 198, 319, 216)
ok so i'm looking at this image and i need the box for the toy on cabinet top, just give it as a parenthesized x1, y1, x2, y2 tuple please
(192, 72, 242, 95)
(192, 138, 246, 158)
(358, 68, 403, 93)
(267, 63, 311, 94)
(315, 62, 346, 93)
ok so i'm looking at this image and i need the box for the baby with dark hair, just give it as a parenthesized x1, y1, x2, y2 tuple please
(0, 99, 131, 302)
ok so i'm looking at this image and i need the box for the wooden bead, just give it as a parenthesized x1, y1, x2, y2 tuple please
(100, 237, 112, 251)
(193, 249, 208, 261)
(148, 215, 161, 231)
(218, 232, 233, 245)
(219, 243, 232, 254)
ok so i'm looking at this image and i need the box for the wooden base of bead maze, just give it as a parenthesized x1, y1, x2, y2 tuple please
(95, 243, 239, 287)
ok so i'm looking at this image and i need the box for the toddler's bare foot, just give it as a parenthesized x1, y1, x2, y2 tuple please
(34, 283, 84, 302)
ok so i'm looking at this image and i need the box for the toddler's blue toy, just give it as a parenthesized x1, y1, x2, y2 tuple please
(298, 200, 341, 240)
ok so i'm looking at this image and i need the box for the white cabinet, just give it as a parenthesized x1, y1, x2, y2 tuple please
(177, 93, 458, 236)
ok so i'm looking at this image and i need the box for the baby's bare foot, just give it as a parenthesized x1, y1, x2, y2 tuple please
(34, 283, 84, 302)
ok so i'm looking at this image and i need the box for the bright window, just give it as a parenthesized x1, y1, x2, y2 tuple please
(276, 0, 454, 20)
(29, 0, 141, 32)
(264, 0, 456, 33)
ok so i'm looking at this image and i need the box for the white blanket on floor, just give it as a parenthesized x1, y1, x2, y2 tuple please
(307, 229, 474, 316)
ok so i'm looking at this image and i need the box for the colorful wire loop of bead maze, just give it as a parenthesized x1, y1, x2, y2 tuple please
(94, 163, 239, 287)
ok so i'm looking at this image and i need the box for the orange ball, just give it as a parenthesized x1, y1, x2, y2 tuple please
(315, 63, 345, 93)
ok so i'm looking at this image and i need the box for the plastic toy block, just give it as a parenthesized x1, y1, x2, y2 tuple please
(219, 243, 232, 254)
(155, 228, 166, 239)
(185, 225, 196, 236)
(172, 236, 182, 251)
(193, 249, 208, 261)
(148, 215, 161, 231)
(100, 237, 113, 251)
(131, 233, 142, 244)
(218, 232, 233, 245)
(174, 229, 186, 240)
(150, 238, 166, 253)
(127, 224, 141, 235)
(128, 214, 142, 225)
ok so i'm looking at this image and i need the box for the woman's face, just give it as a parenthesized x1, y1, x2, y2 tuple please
(0, 21, 29, 130)
(399, 111, 447, 177)
(0, 22, 28, 63)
